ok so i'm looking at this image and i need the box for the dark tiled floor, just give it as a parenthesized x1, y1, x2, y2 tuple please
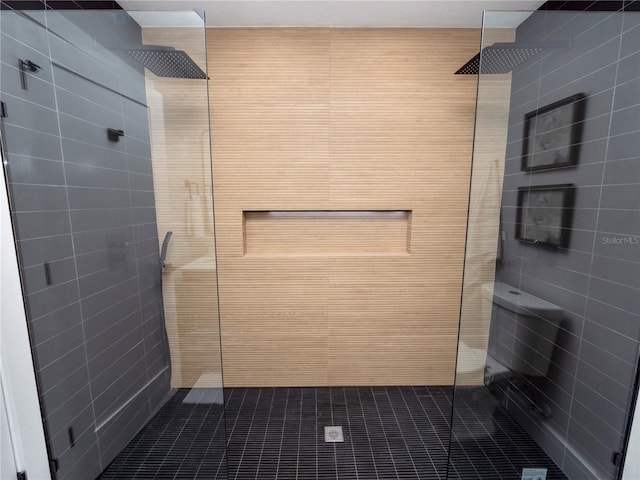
(99, 386, 567, 480)
(98, 389, 227, 479)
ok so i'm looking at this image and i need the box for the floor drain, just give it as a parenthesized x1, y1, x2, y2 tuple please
(324, 426, 344, 442)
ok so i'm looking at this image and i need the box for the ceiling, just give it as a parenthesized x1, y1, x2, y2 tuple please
(118, 0, 545, 28)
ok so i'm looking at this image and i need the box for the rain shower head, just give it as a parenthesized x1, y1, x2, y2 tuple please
(128, 46, 207, 79)
(455, 41, 570, 75)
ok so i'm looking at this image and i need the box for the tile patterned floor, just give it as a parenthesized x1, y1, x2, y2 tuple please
(98, 388, 227, 479)
(99, 386, 567, 480)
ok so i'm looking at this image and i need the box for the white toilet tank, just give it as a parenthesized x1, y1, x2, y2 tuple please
(483, 282, 564, 377)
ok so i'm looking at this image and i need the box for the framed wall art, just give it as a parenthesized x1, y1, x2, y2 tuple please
(516, 184, 575, 249)
(522, 93, 586, 172)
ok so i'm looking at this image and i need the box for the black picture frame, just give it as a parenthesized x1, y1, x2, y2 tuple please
(515, 184, 575, 249)
(521, 93, 586, 172)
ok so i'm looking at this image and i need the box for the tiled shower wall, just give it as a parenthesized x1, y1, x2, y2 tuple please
(0, 7, 170, 480)
(491, 6, 640, 480)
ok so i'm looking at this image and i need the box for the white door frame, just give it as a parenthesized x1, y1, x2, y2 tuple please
(1, 380, 18, 479)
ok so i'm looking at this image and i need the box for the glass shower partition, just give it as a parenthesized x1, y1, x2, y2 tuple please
(450, 8, 640, 480)
(0, 7, 225, 480)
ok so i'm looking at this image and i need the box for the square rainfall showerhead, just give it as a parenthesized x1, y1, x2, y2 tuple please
(455, 43, 544, 75)
(128, 46, 207, 79)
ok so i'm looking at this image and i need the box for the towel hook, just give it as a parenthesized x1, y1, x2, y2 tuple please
(19, 59, 41, 90)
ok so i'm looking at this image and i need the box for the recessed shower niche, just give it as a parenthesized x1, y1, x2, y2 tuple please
(243, 210, 412, 256)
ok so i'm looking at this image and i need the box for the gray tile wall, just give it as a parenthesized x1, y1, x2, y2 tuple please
(0, 8, 171, 480)
(489, 8, 640, 480)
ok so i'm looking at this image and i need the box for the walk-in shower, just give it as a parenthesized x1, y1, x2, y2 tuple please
(0, 3, 638, 480)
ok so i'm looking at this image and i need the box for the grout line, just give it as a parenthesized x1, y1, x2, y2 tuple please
(356, 387, 380, 480)
(253, 388, 275, 480)
(342, 387, 359, 480)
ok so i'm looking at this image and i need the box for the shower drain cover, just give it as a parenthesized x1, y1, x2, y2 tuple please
(324, 426, 344, 442)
